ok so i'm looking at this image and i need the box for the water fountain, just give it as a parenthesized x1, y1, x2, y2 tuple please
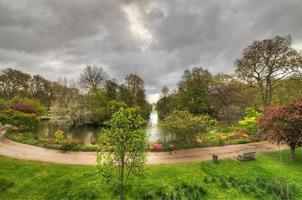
(146, 105, 161, 142)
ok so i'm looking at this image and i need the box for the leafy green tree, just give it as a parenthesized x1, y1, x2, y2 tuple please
(156, 93, 176, 120)
(97, 108, 147, 200)
(160, 110, 217, 143)
(124, 74, 146, 106)
(177, 67, 213, 115)
(236, 36, 302, 107)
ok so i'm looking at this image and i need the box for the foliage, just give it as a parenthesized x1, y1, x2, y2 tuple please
(9, 97, 47, 116)
(54, 129, 64, 143)
(160, 110, 217, 143)
(0, 99, 8, 111)
(0, 68, 31, 98)
(124, 74, 146, 106)
(236, 107, 262, 135)
(236, 35, 302, 106)
(10, 104, 36, 114)
(211, 74, 259, 123)
(156, 93, 176, 120)
(177, 67, 213, 115)
(0, 109, 38, 131)
(133, 182, 207, 199)
(97, 108, 147, 200)
(7, 131, 98, 151)
(258, 99, 302, 160)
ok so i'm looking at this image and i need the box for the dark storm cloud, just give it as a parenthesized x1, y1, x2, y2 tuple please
(0, 0, 302, 93)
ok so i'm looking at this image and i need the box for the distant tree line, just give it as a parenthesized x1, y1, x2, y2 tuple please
(0, 66, 152, 127)
(157, 35, 302, 124)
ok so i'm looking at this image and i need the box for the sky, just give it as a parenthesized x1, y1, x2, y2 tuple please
(0, 0, 302, 98)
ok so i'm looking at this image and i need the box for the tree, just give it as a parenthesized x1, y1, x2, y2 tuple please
(97, 108, 147, 200)
(211, 73, 258, 123)
(161, 86, 169, 97)
(258, 100, 302, 160)
(105, 79, 119, 100)
(272, 75, 302, 105)
(160, 110, 217, 143)
(177, 67, 213, 114)
(236, 36, 302, 107)
(80, 65, 109, 89)
(156, 92, 176, 120)
(124, 74, 146, 106)
(30, 75, 53, 108)
(118, 84, 135, 106)
(0, 68, 31, 98)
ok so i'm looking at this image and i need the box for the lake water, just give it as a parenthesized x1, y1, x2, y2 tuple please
(37, 107, 165, 144)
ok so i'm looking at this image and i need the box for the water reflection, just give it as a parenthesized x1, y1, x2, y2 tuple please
(37, 107, 167, 144)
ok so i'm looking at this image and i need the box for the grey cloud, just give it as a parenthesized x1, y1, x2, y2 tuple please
(0, 0, 302, 93)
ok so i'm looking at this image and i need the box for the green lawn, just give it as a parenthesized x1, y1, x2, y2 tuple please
(0, 149, 301, 199)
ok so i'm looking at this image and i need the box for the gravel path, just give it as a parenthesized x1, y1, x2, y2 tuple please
(0, 135, 285, 165)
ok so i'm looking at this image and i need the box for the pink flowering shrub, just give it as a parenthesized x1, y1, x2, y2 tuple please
(150, 143, 163, 151)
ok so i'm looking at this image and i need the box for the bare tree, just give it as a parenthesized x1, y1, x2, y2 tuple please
(79, 65, 109, 89)
(236, 36, 302, 107)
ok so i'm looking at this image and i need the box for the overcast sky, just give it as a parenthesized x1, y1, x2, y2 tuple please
(0, 0, 302, 95)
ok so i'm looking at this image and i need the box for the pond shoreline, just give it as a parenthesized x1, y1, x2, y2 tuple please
(6, 130, 261, 152)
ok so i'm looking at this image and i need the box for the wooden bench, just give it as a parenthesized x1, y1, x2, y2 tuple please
(237, 152, 256, 161)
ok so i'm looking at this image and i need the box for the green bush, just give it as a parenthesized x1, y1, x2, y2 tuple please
(235, 107, 261, 135)
(0, 109, 38, 131)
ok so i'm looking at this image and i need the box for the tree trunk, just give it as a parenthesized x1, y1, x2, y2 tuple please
(290, 145, 296, 161)
(120, 154, 125, 200)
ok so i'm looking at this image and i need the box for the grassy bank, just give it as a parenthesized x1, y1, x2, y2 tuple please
(0, 149, 302, 199)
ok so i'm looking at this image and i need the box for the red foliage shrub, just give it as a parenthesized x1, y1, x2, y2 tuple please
(10, 104, 37, 114)
(258, 99, 302, 160)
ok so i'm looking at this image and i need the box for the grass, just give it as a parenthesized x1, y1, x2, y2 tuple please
(0, 149, 302, 199)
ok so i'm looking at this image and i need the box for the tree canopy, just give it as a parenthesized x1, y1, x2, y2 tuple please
(236, 36, 302, 107)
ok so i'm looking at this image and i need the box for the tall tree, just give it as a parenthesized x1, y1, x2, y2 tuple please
(30, 75, 53, 108)
(80, 65, 109, 89)
(177, 67, 213, 114)
(97, 108, 147, 200)
(124, 74, 146, 106)
(236, 36, 302, 107)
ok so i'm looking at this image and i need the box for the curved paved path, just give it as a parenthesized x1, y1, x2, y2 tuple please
(0, 134, 285, 165)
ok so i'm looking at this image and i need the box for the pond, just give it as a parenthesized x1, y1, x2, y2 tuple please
(37, 106, 168, 144)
